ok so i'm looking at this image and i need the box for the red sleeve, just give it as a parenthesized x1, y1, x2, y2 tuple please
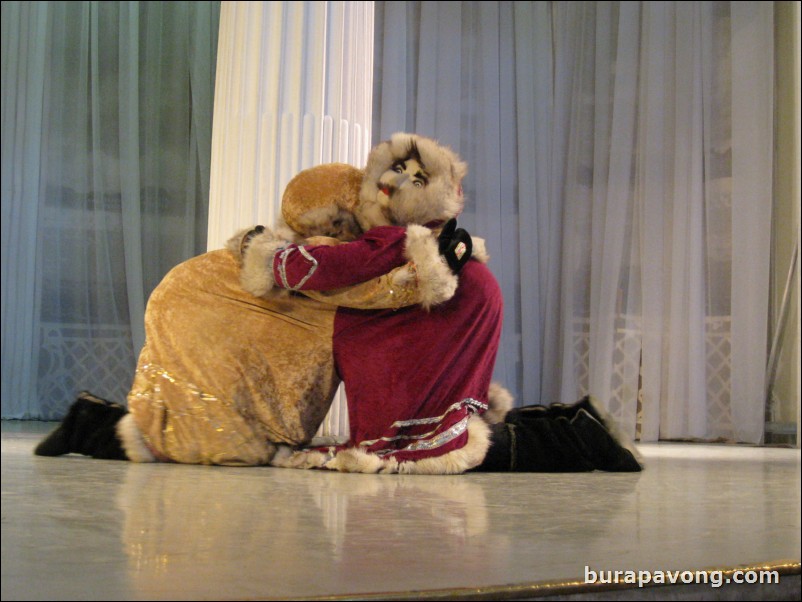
(272, 226, 408, 291)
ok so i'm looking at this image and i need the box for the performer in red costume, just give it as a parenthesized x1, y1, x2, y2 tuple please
(245, 133, 642, 474)
(260, 222, 502, 473)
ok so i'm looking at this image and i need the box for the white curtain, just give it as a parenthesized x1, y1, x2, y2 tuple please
(1, 1, 220, 419)
(373, 1, 774, 443)
(207, 1, 374, 436)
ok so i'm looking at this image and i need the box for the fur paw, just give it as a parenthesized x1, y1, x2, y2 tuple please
(226, 227, 259, 262)
(404, 224, 458, 309)
(231, 227, 294, 297)
(471, 237, 489, 263)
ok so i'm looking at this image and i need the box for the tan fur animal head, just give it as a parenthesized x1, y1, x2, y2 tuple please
(281, 162, 364, 241)
(356, 133, 468, 231)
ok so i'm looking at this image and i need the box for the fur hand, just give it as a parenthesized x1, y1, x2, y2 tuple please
(470, 236, 489, 263)
(404, 224, 458, 309)
(225, 225, 295, 297)
(226, 225, 268, 261)
(240, 225, 266, 255)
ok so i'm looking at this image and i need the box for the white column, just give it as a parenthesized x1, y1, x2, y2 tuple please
(208, 1, 374, 438)
(208, 1, 373, 248)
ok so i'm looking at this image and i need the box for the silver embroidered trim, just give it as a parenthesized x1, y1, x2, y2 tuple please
(276, 247, 293, 288)
(401, 416, 470, 452)
(277, 245, 319, 291)
(359, 398, 486, 448)
(372, 416, 470, 455)
(390, 398, 487, 428)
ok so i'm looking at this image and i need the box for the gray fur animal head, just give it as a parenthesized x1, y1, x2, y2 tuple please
(356, 133, 468, 230)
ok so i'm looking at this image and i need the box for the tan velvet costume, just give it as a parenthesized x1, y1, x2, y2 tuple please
(123, 247, 420, 466)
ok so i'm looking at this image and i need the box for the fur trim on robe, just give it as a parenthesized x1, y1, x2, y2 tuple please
(270, 415, 491, 475)
(403, 224, 458, 309)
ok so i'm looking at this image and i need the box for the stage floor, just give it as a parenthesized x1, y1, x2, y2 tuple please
(1, 421, 799, 601)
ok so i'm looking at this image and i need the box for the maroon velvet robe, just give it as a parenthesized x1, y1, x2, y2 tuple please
(273, 226, 503, 465)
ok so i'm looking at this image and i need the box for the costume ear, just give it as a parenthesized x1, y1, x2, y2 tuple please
(451, 160, 468, 184)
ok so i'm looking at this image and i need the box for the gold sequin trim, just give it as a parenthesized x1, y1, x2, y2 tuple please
(387, 262, 419, 309)
(130, 362, 259, 458)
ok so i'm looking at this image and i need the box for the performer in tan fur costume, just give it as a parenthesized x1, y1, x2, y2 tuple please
(34, 159, 459, 467)
(35, 133, 642, 473)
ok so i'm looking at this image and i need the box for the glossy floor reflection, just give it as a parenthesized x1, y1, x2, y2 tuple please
(2, 421, 800, 601)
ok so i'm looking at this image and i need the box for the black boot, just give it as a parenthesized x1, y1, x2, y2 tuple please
(473, 407, 642, 472)
(508, 396, 642, 472)
(471, 422, 515, 472)
(511, 395, 605, 426)
(567, 409, 642, 472)
(34, 392, 129, 460)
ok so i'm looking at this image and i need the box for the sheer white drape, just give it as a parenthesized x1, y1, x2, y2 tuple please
(207, 1, 374, 436)
(1, 1, 219, 419)
(373, 1, 774, 443)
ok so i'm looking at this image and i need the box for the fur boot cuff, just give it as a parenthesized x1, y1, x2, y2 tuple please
(484, 382, 514, 424)
(116, 414, 156, 463)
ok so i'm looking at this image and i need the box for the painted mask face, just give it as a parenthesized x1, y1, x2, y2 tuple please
(357, 133, 468, 231)
(377, 157, 429, 204)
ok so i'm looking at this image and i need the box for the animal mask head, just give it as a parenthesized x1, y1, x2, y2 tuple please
(281, 163, 364, 241)
(356, 133, 468, 231)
